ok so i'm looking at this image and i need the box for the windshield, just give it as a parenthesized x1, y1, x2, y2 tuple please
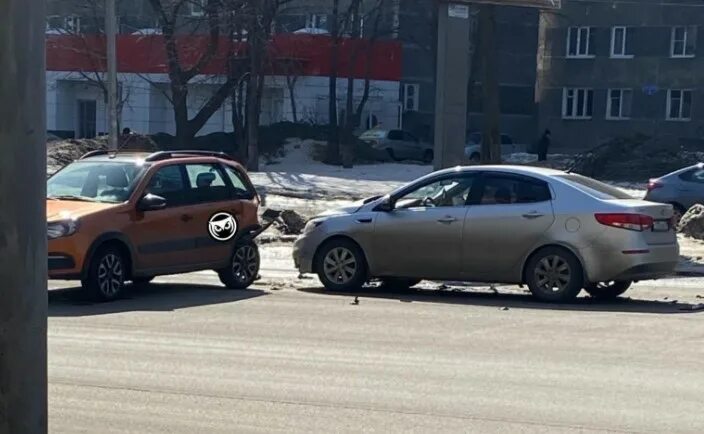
(47, 161, 148, 203)
(556, 174, 633, 200)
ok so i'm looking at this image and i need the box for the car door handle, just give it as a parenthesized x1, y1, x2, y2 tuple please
(356, 218, 372, 223)
(437, 216, 458, 224)
(522, 212, 544, 219)
(180, 214, 193, 222)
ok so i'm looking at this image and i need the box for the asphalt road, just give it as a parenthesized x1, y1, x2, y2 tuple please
(49, 246, 704, 433)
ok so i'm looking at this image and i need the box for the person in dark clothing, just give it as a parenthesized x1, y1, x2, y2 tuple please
(537, 129, 551, 161)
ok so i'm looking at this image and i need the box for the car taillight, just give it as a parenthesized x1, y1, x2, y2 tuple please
(647, 179, 663, 191)
(594, 213, 654, 232)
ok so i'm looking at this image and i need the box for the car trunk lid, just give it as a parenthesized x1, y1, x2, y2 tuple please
(606, 200, 676, 245)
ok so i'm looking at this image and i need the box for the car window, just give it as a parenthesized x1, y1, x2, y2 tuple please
(395, 176, 476, 208)
(48, 161, 146, 203)
(500, 135, 513, 145)
(556, 174, 633, 200)
(403, 131, 418, 142)
(680, 168, 704, 183)
(479, 175, 551, 205)
(387, 130, 404, 141)
(184, 164, 230, 204)
(224, 165, 253, 198)
(146, 164, 188, 206)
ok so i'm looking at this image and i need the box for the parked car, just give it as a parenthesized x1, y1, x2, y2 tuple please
(359, 129, 434, 163)
(644, 163, 704, 225)
(293, 166, 678, 302)
(47, 150, 262, 301)
(464, 132, 518, 163)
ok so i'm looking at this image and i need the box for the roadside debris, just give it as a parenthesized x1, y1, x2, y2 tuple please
(678, 204, 704, 239)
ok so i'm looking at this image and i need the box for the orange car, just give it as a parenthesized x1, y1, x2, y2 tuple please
(47, 150, 262, 301)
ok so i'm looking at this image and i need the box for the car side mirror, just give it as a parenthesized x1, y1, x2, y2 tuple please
(374, 197, 394, 212)
(137, 193, 167, 212)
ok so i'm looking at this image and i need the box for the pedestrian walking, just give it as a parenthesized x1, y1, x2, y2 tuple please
(537, 129, 551, 162)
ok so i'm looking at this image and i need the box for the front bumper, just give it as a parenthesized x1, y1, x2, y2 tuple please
(292, 236, 315, 274)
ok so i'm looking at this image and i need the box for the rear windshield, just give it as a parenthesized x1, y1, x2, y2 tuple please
(555, 174, 633, 200)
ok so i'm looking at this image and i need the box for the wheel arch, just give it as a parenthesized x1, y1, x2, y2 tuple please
(521, 242, 588, 285)
(82, 232, 136, 280)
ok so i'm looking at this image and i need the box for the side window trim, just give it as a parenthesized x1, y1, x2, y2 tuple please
(391, 173, 477, 208)
(183, 163, 231, 205)
(473, 172, 552, 205)
(222, 163, 256, 200)
(141, 163, 189, 209)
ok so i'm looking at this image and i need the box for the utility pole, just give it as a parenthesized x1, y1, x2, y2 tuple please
(479, 3, 501, 164)
(0, 0, 48, 431)
(106, 0, 119, 150)
(433, 2, 472, 170)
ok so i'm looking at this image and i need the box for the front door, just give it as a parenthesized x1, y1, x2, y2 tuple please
(462, 173, 555, 281)
(77, 99, 97, 138)
(371, 174, 477, 280)
(129, 163, 201, 272)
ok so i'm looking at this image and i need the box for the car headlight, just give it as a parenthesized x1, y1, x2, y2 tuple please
(47, 219, 79, 240)
(303, 218, 326, 234)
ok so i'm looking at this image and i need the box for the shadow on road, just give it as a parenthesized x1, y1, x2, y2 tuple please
(49, 283, 266, 317)
(297, 285, 704, 315)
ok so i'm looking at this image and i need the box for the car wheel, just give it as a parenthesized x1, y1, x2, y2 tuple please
(379, 278, 421, 290)
(81, 246, 127, 302)
(218, 240, 260, 289)
(422, 150, 434, 164)
(525, 247, 583, 302)
(131, 276, 154, 286)
(469, 153, 480, 164)
(584, 281, 632, 300)
(316, 239, 367, 292)
(386, 148, 397, 161)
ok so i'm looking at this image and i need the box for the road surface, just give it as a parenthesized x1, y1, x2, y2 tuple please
(49, 244, 704, 433)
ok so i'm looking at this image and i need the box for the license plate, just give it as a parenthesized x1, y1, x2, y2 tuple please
(653, 220, 670, 232)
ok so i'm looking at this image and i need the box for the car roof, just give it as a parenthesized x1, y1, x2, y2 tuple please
(434, 165, 566, 178)
(77, 150, 247, 171)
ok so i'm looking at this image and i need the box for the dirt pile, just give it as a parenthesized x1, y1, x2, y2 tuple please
(568, 135, 701, 181)
(679, 204, 704, 239)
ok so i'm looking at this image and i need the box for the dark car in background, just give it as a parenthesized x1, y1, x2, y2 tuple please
(645, 163, 704, 224)
(464, 132, 519, 163)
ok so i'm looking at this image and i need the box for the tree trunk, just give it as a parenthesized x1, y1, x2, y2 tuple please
(286, 75, 298, 123)
(327, 0, 341, 165)
(479, 4, 501, 164)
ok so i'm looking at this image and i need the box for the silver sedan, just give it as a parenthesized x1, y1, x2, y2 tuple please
(293, 166, 679, 302)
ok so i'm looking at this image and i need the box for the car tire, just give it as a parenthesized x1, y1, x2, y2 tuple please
(218, 240, 260, 289)
(386, 148, 397, 161)
(131, 276, 154, 286)
(422, 150, 434, 164)
(81, 246, 127, 302)
(525, 247, 584, 303)
(584, 281, 632, 300)
(379, 278, 421, 290)
(315, 239, 368, 292)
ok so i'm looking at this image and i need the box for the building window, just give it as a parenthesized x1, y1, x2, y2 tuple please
(610, 26, 632, 58)
(188, 0, 206, 16)
(667, 90, 692, 121)
(671, 26, 697, 58)
(64, 15, 81, 33)
(606, 89, 633, 120)
(403, 84, 419, 111)
(306, 14, 327, 29)
(567, 27, 594, 58)
(562, 88, 593, 119)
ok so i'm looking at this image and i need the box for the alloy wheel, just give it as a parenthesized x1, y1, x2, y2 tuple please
(97, 253, 124, 297)
(534, 255, 571, 293)
(323, 247, 357, 285)
(232, 244, 258, 283)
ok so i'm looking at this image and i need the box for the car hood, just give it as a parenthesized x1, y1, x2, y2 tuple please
(47, 200, 118, 221)
(315, 195, 384, 218)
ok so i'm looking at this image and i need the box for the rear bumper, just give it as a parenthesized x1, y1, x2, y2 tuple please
(581, 243, 679, 283)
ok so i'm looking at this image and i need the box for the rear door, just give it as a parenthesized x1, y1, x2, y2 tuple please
(387, 130, 407, 158)
(462, 173, 555, 281)
(675, 167, 704, 208)
(403, 131, 421, 159)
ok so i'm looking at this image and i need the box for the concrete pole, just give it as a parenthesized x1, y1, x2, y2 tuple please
(433, 2, 471, 170)
(106, 0, 119, 150)
(0, 0, 48, 431)
(479, 4, 501, 164)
